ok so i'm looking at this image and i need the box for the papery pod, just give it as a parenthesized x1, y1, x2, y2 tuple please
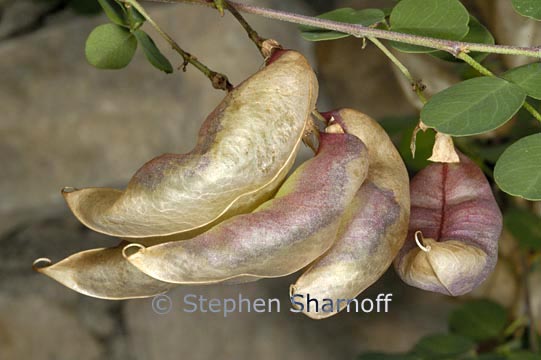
(124, 131, 369, 284)
(33, 243, 174, 299)
(394, 154, 502, 296)
(291, 109, 410, 319)
(63, 50, 318, 242)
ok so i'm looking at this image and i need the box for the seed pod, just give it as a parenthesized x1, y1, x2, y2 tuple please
(290, 109, 410, 319)
(394, 154, 502, 296)
(32, 243, 174, 299)
(63, 50, 318, 241)
(124, 131, 369, 284)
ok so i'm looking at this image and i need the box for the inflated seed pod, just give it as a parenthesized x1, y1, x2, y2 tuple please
(394, 153, 502, 296)
(63, 50, 318, 241)
(124, 130, 369, 284)
(290, 109, 410, 319)
(32, 243, 174, 299)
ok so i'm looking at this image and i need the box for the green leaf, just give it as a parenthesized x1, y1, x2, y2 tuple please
(85, 24, 137, 69)
(504, 208, 541, 251)
(495, 133, 541, 200)
(300, 8, 385, 42)
(432, 16, 494, 62)
(134, 30, 173, 73)
(97, 0, 126, 26)
(69, 0, 102, 14)
(389, 0, 470, 53)
(448, 300, 508, 342)
(511, 0, 541, 21)
(421, 77, 527, 136)
(503, 62, 541, 100)
(412, 334, 475, 358)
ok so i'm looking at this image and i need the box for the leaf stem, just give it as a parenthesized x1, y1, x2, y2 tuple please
(369, 37, 427, 104)
(123, 0, 233, 91)
(523, 102, 541, 123)
(456, 52, 494, 77)
(143, 0, 541, 59)
(457, 52, 541, 122)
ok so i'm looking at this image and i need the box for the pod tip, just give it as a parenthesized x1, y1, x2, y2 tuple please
(32, 257, 52, 271)
(415, 231, 432, 252)
(61, 186, 77, 194)
(122, 243, 146, 259)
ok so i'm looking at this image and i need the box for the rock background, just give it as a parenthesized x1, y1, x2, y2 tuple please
(0, 1, 471, 359)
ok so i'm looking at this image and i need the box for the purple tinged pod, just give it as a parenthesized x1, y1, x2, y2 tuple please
(291, 109, 410, 319)
(124, 130, 369, 284)
(394, 154, 502, 296)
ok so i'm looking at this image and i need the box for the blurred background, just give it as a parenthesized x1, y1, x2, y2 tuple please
(1, 0, 539, 359)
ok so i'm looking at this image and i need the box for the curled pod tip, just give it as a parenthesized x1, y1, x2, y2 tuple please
(124, 131, 369, 285)
(63, 50, 319, 242)
(33, 244, 175, 300)
(290, 109, 410, 319)
(394, 154, 502, 296)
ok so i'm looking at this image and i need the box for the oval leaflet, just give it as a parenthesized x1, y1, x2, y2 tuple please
(421, 77, 526, 136)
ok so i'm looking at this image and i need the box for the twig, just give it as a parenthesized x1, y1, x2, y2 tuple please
(123, 0, 233, 91)
(367, 37, 431, 159)
(135, 0, 541, 119)
(143, 0, 541, 59)
(369, 37, 427, 104)
(222, 0, 266, 57)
